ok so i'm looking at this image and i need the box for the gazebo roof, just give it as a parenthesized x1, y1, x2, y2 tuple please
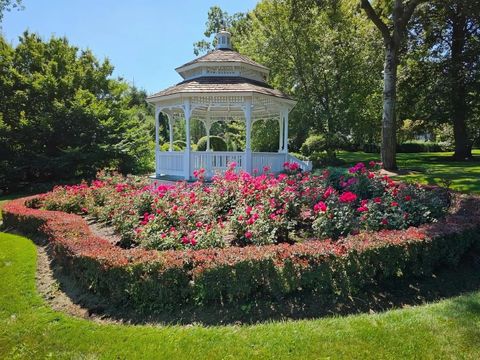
(146, 30, 295, 108)
(175, 48, 269, 72)
(148, 76, 292, 101)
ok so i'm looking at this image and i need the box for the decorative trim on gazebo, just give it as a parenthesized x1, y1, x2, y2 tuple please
(147, 31, 311, 180)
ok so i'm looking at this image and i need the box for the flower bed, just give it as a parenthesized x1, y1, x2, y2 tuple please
(2, 165, 480, 312)
(35, 163, 450, 251)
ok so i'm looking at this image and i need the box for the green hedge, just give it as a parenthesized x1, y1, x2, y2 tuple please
(2, 195, 480, 312)
(196, 136, 228, 151)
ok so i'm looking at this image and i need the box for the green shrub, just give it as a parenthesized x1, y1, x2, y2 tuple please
(197, 136, 228, 151)
(3, 194, 479, 313)
(301, 134, 326, 156)
(310, 152, 346, 168)
(397, 141, 449, 153)
(173, 140, 187, 150)
(160, 143, 182, 152)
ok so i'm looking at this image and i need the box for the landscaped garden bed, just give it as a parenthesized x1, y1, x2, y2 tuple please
(3, 162, 480, 313)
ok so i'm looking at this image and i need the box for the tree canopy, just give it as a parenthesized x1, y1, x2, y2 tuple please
(194, 0, 480, 164)
(0, 32, 154, 192)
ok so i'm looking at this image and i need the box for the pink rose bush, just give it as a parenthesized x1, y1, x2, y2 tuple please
(38, 162, 450, 250)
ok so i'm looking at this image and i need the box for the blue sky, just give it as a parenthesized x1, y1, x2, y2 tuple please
(1, 0, 258, 93)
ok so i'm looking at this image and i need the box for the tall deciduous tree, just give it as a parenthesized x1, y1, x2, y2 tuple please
(0, 0, 22, 25)
(404, 0, 480, 159)
(360, 0, 425, 170)
(198, 2, 384, 153)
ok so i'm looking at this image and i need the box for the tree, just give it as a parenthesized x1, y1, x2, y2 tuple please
(0, 32, 154, 192)
(193, 6, 247, 55)
(0, 0, 23, 25)
(360, 0, 425, 170)
(401, 0, 480, 159)
(195, 2, 384, 154)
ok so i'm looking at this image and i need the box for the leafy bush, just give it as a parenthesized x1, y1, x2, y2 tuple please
(310, 152, 346, 167)
(300, 134, 326, 156)
(160, 143, 182, 152)
(397, 141, 448, 153)
(196, 136, 228, 151)
(3, 193, 480, 311)
(38, 163, 450, 251)
(173, 140, 187, 150)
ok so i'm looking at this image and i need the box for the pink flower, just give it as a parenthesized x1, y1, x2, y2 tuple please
(245, 231, 253, 239)
(314, 201, 327, 213)
(373, 197, 382, 204)
(381, 218, 388, 225)
(323, 187, 335, 199)
(263, 166, 270, 172)
(391, 201, 399, 207)
(404, 195, 411, 201)
(357, 206, 368, 212)
(369, 161, 376, 168)
(339, 192, 357, 203)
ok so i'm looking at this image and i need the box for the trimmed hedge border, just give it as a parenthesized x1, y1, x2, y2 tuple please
(3, 194, 480, 312)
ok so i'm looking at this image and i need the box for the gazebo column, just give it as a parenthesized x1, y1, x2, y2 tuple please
(183, 99, 192, 180)
(154, 106, 161, 176)
(244, 99, 252, 173)
(278, 112, 284, 153)
(166, 113, 175, 152)
(282, 107, 289, 153)
(204, 120, 212, 151)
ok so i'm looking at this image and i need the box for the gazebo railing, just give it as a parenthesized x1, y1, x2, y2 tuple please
(191, 151, 245, 178)
(156, 150, 312, 179)
(252, 152, 286, 174)
(156, 151, 185, 177)
(285, 153, 313, 172)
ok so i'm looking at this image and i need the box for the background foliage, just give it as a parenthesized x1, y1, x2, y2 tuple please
(0, 32, 155, 192)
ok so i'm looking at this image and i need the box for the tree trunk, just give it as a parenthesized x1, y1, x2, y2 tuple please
(381, 41, 398, 170)
(451, 2, 471, 160)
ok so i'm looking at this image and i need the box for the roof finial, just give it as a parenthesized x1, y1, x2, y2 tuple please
(215, 30, 232, 50)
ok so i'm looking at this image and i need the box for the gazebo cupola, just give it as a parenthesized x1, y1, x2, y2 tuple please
(216, 30, 232, 50)
(146, 31, 311, 180)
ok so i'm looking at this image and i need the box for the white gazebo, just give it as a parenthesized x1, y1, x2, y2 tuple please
(146, 30, 311, 180)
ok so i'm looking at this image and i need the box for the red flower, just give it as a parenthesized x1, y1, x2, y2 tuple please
(381, 218, 388, 225)
(357, 206, 368, 212)
(245, 231, 253, 239)
(404, 195, 412, 201)
(374, 197, 382, 204)
(339, 192, 357, 203)
(391, 201, 399, 207)
(323, 187, 335, 199)
(314, 201, 327, 213)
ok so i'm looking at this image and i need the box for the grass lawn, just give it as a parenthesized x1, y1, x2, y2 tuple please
(337, 150, 480, 194)
(1, 232, 480, 359)
(1, 151, 480, 359)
